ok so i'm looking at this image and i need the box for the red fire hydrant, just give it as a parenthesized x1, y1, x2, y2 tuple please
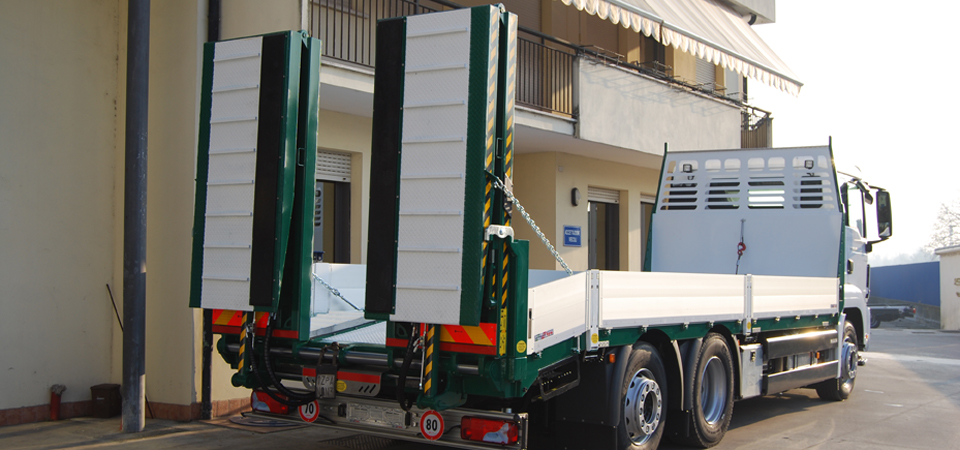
(50, 385, 66, 421)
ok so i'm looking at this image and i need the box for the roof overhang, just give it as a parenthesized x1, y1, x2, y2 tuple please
(557, 0, 802, 95)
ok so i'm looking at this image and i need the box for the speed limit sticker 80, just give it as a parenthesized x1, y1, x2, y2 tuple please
(419, 410, 444, 440)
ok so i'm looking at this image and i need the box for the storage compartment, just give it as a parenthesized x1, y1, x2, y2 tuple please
(90, 384, 121, 418)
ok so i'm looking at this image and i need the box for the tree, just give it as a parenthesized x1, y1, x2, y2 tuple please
(925, 197, 960, 252)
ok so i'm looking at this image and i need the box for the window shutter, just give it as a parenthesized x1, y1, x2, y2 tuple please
(588, 186, 620, 204)
(316, 150, 352, 182)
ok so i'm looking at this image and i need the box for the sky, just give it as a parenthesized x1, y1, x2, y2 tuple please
(746, 1, 960, 264)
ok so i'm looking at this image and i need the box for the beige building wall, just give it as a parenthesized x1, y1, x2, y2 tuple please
(0, 0, 122, 412)
(937, 246, 960, 330)
(0, 0, 314, 420)
(221, 0, 305, 39)
(316, 110, 373, 263)
(514, 152, 658, 272)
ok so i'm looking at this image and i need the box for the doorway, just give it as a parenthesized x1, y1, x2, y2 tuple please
(588, 195, 620, 270)
(314, 150, 352, 263)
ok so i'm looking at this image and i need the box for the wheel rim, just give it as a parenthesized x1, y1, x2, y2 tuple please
(841, 338, 858, 387)
(700, 356, 728, 425)
(623, 368, 662, 445)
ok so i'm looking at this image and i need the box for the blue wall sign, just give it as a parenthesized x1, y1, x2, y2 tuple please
(563, 225, 581, 247)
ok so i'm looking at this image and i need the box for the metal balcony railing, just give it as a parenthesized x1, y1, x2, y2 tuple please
(741, 105, 773, 148)
(517, 31, 576, 116)
(309, 0, 764, 127)
(308, 0, 575, 116)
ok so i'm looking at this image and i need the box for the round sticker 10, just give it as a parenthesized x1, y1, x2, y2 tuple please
(419, 410, 444, 441)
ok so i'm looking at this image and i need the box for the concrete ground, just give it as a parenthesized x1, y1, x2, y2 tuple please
(3, 326, 959, 449)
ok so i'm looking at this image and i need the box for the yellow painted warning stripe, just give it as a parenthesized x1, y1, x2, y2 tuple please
(238, 312, 249, 372)
(498, 13, 518, 356)
(423, 325, 436, 395)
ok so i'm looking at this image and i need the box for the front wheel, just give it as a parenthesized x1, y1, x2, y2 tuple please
(817, 321, 858, 401)
(617, 342, 668, 450)
(870, 315, 881, 329)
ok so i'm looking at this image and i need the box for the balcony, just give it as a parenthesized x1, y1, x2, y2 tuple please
(308, 0, 767, 154)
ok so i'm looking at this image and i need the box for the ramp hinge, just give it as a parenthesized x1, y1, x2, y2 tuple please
(485, 225, 514, 241)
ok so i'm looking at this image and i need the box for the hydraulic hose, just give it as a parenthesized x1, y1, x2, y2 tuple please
(396, 324, 419, 411)
(262, 315, 316, 403)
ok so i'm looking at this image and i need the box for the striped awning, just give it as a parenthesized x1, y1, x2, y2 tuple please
(557, 0, 802, 95)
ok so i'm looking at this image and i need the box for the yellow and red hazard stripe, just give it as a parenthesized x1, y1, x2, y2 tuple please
(210, 309, 297, 339)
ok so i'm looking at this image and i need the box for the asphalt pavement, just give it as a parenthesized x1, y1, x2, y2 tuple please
(2, 326, 958, 450)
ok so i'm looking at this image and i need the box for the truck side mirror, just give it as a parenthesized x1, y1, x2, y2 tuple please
(873, 189, 892, 243)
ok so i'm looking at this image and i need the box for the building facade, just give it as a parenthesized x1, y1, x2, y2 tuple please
(0, 0, 795, 424)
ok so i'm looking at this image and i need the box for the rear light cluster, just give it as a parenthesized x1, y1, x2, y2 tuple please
(250, 391, 290, 415)
(460, 417, 519, 444)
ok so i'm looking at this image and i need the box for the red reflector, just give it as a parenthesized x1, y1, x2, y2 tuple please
(251, 391, 290, 415)
(461, 417, 519, 445)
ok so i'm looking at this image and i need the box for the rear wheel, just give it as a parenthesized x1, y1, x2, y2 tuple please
(870, 315, 881, 329)
(617, 342, 668, 450)
(817, 321, 858, 401)
(679, 333, 734, 448)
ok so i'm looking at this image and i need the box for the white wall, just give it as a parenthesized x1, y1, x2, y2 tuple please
(937, 246, 960, 330)
(0, 0, 121, 409)
(0, 0, 310, 415)
(576, 59, 741, 155)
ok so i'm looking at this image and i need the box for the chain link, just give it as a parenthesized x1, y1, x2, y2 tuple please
(492, 176, 574, 276)
(313, 274, 363, 311)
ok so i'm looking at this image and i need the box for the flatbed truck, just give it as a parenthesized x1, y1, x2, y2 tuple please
(189, 7, 893, 449)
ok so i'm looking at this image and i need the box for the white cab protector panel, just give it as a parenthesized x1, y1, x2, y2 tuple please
(527, 273, 588, 354)
(199, 37, 263, 311)
(652, 146, 843, 278)
(392, 9, 472, 325)
(751, 275, 838, 319)
(599, 271, 746, 329)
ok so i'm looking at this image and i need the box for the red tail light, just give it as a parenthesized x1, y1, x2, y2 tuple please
(250, 391, 290, 415)
(461, 417, 519, 444)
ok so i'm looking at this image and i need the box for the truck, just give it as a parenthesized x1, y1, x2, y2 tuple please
(189, 7, 894, 449)
(869, 305, 915, 328)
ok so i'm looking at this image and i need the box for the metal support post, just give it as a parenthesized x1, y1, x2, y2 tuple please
(122, 0, 150, 433)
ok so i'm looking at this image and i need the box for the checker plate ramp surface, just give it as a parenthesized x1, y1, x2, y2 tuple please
(391, 9, 473, 325)
(200, 37, 263, 311)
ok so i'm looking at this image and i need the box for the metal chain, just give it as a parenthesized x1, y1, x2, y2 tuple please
(313, 274, 362, 311)
(492, 176, 574, 276)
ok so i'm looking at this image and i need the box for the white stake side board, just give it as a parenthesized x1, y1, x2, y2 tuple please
(296, 263, 838, 353)
(391, 8, 475, 325)
(526, 270, 838, 355)
(199, 37, 263, 311)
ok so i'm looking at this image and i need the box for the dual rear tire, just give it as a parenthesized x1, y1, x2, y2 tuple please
(617, 333, 735, 449)
(673, 333, 735, 448)
(618, 342, 667, 450)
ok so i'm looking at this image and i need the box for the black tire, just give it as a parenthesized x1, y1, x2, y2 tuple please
(679, 333, 735, 448)
(817, 321, 858, 401)
(870, 315, 881, 329)
(617, 342, 668, 450)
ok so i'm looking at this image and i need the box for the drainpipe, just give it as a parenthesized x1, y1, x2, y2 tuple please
(122, 0, 150, 433)
(200, 0, 221, 422)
